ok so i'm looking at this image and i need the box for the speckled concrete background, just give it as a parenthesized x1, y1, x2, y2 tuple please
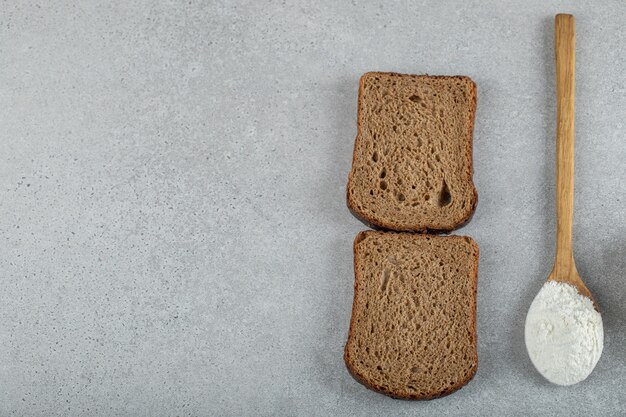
(0, 1, 625, 416)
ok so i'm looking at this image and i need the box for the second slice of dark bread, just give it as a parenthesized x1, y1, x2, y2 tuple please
(344, 230, 479, 400)
(347, 72, 478, 232)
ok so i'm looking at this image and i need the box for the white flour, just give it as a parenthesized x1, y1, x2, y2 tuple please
(524, 281, 603, 386)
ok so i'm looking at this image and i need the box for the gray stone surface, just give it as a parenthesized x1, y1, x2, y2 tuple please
(0, 0, 625, 415)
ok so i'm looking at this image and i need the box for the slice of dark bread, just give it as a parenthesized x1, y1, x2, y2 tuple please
(344, 230, 479, 400)
(347, 72, 478, 232)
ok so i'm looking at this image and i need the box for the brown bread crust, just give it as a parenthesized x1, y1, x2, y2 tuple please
(344, 230, 480, 400)
(346, 72, 478, 233)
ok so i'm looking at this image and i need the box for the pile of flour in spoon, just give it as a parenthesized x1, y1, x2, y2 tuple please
(525, 281, 603, 385)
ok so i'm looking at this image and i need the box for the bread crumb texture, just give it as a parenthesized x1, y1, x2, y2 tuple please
(347, 72, 477, 232)
(345, 231, 479, 399)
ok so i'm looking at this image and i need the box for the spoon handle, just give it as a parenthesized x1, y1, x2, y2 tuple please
(553, 14, 576, 279)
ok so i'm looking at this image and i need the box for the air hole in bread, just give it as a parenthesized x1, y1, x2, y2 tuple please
(408, 95, 421, 103)
(380, 168, 386, 179)
(372, 151, 379, 162)
(438, 180, 452, 207)
(380, 181, 388, 191)
(380, 268, 391, 292)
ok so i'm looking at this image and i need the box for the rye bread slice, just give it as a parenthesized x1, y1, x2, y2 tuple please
(347, 72, 478, 232)
(344, 230, 479, 400)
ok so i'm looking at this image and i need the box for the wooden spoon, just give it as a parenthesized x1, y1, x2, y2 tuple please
(547, 14, 597, 308)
